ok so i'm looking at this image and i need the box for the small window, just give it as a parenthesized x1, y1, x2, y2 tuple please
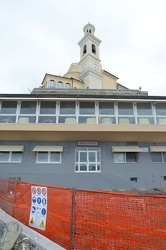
(151, 152, 166, 163)
(0, 151, 22, 163)
(155, 103, 166, 116)
(9, 177, 21, 182)
(137, 103, 152, 115)
(83, 45, 87, 55)
(66, 83, 71, 89)
(48, 80, 55, 88)
(20, 101, 36, 114)
(60, 101, 75, 115)
(163, 176, 166, 181)
(79, 102, 95, 115)
(40, 101, 56, 114)
(92, 44, 96, 54)
(57, 81, 64, 88)
(130, 177, 138, 182)
(0, 101, 17, 114)
(114, 152, 138, 163)
(118, 102, 134, 115)
(36, 152, 61, 163)
(99, 102, 114, 115)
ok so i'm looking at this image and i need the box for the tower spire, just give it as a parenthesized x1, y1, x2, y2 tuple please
(78, 24, 102, 89)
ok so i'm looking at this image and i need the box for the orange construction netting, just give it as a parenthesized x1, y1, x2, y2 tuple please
(0, 178, 166, 249)
(0, 178, 16, 216)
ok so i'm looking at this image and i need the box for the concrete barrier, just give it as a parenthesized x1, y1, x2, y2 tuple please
(0, 209, 65, 250)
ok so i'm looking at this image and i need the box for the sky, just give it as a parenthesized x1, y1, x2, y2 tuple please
(0, 0, 166, 96)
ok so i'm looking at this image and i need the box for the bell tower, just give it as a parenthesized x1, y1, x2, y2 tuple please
(78, 23, 102, 89)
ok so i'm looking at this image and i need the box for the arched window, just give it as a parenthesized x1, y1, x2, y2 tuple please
(92, 44, 96, 54)
(57, 81, 64, 88)
(66, 83, 71, 89)
(83, 45, 87, 55)
(48, 80, 55, 88)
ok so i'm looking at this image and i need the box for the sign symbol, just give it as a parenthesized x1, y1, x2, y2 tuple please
(41, 208, 46, 216)
(40, 220, 45, 227)
(42, 198, 46, 205)
(42, 188, 47, 195)
(37, 188, 41, 195)
(32, 187, 36, 194)
(32, 206, 36, 213)
(37, 197, 41, 204)
(30, 217, 34, 224)
(32, 197, 36, 204)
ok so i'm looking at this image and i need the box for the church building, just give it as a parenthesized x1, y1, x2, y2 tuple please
(0, 23, 166, 191)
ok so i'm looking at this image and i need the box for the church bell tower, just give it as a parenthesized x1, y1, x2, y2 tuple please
(78, 23, 102, 89)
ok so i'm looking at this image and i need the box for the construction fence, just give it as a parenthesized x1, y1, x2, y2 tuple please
(0, 178, 166, 249)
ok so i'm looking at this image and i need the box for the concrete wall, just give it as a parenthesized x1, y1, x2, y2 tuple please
(0, 209, 64, 250)
(1, 140, 166, 191)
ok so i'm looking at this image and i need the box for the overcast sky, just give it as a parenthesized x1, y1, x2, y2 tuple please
(0, 0, 166, 95)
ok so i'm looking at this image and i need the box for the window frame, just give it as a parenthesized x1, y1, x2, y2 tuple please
(114, 152, 138, 163)
(0, 151, 22, 163)
(151, 152, 166, 163)
(1, 99, 166, 125)
(75, 147, 101, 172)
(36, 151, 62, 164)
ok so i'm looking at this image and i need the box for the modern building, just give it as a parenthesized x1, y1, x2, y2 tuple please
(1, 23, 166, 191)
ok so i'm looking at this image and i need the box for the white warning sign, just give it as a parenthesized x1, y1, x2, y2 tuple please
(29, 186, 47, 230)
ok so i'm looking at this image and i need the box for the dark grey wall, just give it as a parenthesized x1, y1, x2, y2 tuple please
(0, 140, 166, 191)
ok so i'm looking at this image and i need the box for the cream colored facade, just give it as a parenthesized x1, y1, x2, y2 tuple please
(41, 23, 127, 91)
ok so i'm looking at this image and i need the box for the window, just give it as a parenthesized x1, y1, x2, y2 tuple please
(118, 102, 134, 115)
(60, 102, 75, 114)
(118, 102, 135, 124)
(150, 146, 166, 163)
(40, 101, 56, 114)
(0, 145, 24, 163)
(137, 103, 152, 115)
(137, 102, 154, 124)
(9, 177, 21, 182)
(0, 101, 17, 114)
(114, 152, 138, 163)
(59, 101, 76, 123)
(151, 152, 166, 163)
(155, 103, 166, 116)
(79, 102, 96, 123)
(37, 152, 61, 163)
(79, 102, 95, 115)
(33, 146, 63, 164)
(99, 102, 114, 115)
(18, 101, 37, 123)
(112, 146, 140, 163)
(155, 103, 166, 124)
(38, 101, 56, 123)
(48, 80, 55, 88)
(0, 101, 17, 123)
(66, 83, 71, 89)
(83, 45, 86, 55)
(92, 44, 96, 54)
(57, 81, 64, 88)
(20, 101, 36, 114)
(130, 177, 138, 182)
(0, 152, 22, 163)
(75, 148, 101, 172)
